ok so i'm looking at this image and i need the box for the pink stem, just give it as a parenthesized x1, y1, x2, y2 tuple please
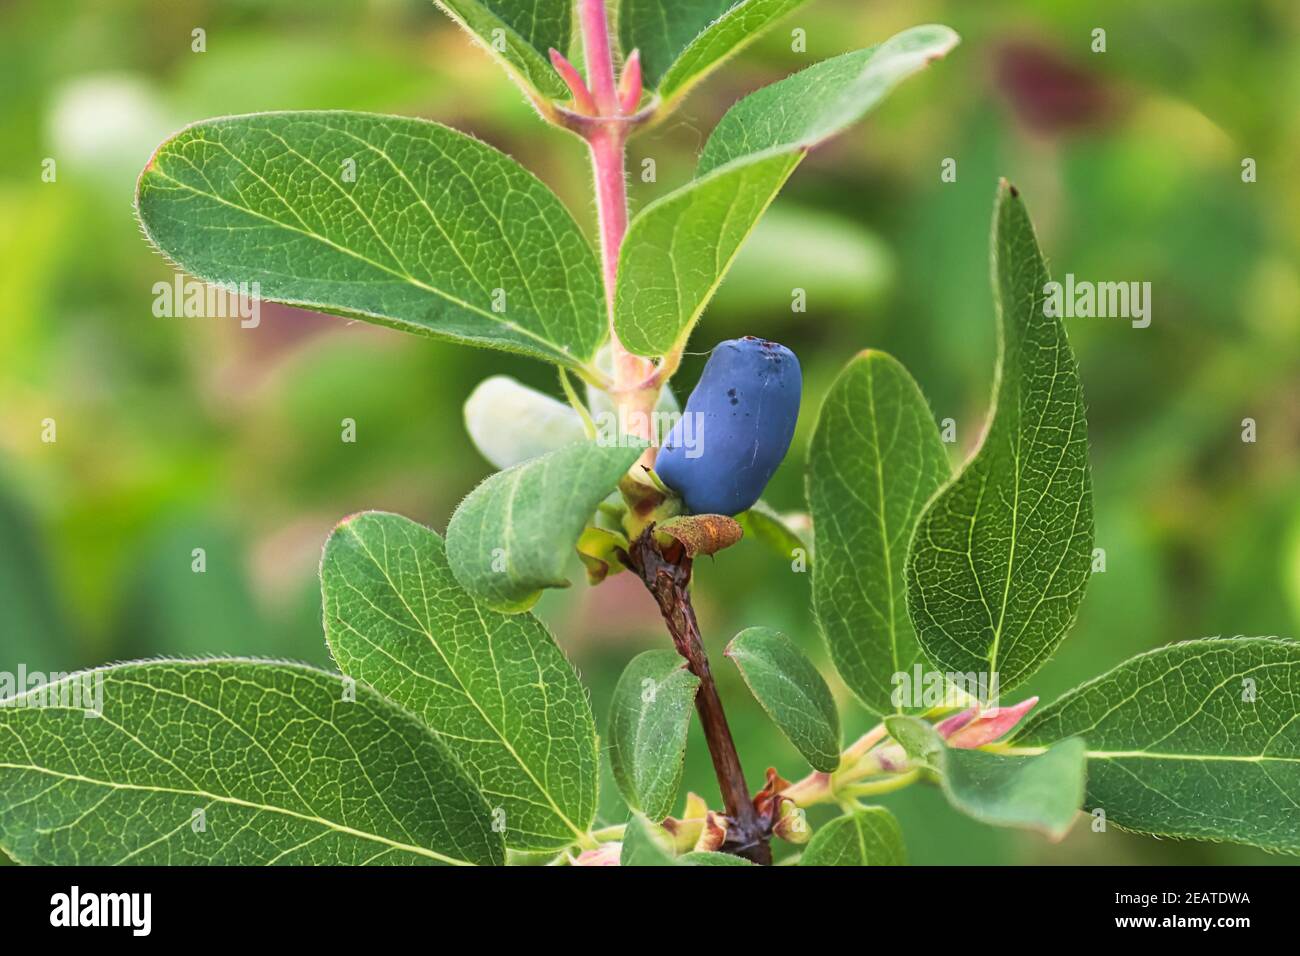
(580, 0, 620, 115)
(589, 132, 628, 316)
(577, 0, 655, 433)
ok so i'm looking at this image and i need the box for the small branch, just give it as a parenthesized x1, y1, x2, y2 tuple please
(842, 770, 921, 799)
(780, 722, 916, 808)
(624, 528, 772, 865)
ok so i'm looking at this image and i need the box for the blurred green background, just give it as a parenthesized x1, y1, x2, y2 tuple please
(2, 0, 1297, 865)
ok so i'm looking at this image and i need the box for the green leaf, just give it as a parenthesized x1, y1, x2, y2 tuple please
(809, 351, 951, 717)
(321, 512, 599, 852)
(887, 715, 1085, 840)
(906, 181, 1094, 700)
(0, 660, 503, 866)
(446, 440, 644, 611)
(622, 0, 811, 103)
(136, 111, 606, 371)
(725, 628, 840, 771)
(1016, 637, 1300, 853)
(433, 1, 571, 100)
(608, 650, 700, 820)
(615, 150, 799, 357)
(800, 807, 905, 866)
(614, 26, 959, 357)
(945, 742, 1087, 840)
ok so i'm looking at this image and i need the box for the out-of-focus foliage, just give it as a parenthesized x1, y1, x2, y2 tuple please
(0, 0, 1296, 865)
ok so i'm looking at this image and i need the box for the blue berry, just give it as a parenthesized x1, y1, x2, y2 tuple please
(656, 337, 802, 516)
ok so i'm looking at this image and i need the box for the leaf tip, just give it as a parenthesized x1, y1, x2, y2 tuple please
(332, 511, 366, 533)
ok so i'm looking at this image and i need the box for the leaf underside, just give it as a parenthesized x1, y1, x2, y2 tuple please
(136, 111, 606, 370)
(809, 351, 950, 717)
(906, 182, 1094, 699)
(0, 660, 504, 865)
(321, 512, 599, 852)
(1017, 637, 1300, 853)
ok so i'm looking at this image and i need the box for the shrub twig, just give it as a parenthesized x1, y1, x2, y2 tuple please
(624, 527, 773, 865)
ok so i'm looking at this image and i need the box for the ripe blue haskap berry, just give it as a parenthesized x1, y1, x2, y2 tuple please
(656, 337, 801, 516)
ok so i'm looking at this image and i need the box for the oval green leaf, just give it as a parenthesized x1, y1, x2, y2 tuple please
(906, 182, 1094, 700)
(725, 627, 840, 771)
(608, 650, 701, 820)
(136, 111, 606, 371)
(809, 351, 950, 717)
(322, 512, 599, 852)
(0, 660, 503, 865)
(1016, 637, 1300, 853)
(446, 440, 645, 611)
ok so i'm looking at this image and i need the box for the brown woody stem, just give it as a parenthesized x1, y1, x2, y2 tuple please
(625, 528, 772, 865)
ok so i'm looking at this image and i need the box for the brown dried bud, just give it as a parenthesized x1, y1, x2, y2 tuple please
(654, 514, 744, 557)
